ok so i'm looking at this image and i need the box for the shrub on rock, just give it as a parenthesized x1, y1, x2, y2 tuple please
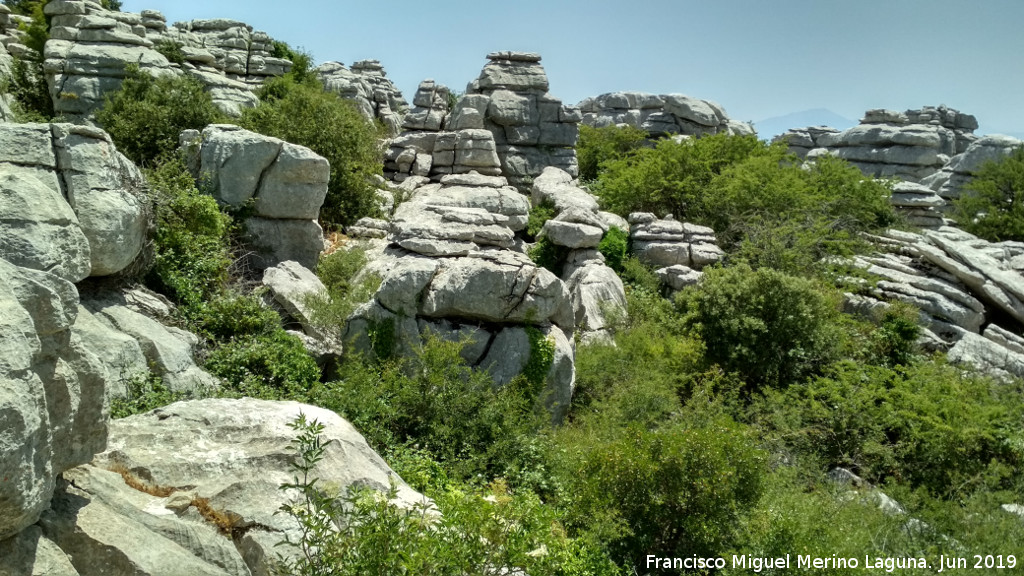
(954, 146, 1024, 242)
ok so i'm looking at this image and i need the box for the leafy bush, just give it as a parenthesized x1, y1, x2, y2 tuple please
(526, 199, 556, 238)
(96, 65, 226, 166)
(303, 247, 380, 340)
(598, 226, 628, 272)
(241, 80, 383, 227)
(191, 292, 282, 344)
(556, 419, 765, 568)
(205, 331, 321, 398)
(953, 146, 1024, 241)
(680, 264, 842, 390)
(755, 360, 1024, 496)
(110, 371, 191, 419)
(576, 124, 649, 182)
(527, 236, 568, 274)
(144, 159, 232, 310)
(153, 39, 186, 65)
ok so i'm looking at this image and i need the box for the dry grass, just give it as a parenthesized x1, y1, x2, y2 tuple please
(109, 464, 176, 498)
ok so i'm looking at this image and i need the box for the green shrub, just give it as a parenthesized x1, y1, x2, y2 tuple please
(597, 226, 628, 272)
(754, 360, 1024, 496)
(96, 65, 226, 166)
(190, 292, 281, 344)
(681, 264, 842, 390)
(241, 80, 383, 227)
(205, 331, 320, 398)
(953, 146, 1024, 241)
(153, 39, 186, 65)
(556, 419, 765, 568)
(527, 237, 568, 275)
(110, 370, 191, 419)
(526, 199, 556, 238)
(577, 124, 649, 182)
(144, 159, 232, 310)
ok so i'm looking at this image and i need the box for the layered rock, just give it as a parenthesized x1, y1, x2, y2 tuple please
(0, 259, 107, 542)
(181, 125, 329, 270)
(845, 227, 1024, 377)
(345, 171, 579, 419)
(778, 106, 979, 182)
(889, 181, 948, 229)
(578, 91, 755, 138)
(262, 260, 344, 367)
(922, 134, 1023, 201)
(0, 122, 148, 282)
(386, 52, 581, 190)
(317, 59, 409, 136)
(628, 212, 724, 293)
(32, 399, 424, 576)
(42, 0, 292, 120)
(531, 167, 628, 342)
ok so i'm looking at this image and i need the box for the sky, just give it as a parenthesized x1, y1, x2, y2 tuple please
(121, 0, 1024, 137)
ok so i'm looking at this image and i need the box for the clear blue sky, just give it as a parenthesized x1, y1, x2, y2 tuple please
(122, 0, 1024, 136)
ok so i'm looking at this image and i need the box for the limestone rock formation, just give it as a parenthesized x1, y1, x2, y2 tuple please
(0, 122, 148, 282)
(578, 91, 755, 138)
(181, 125, 329, 270)
(777, 106, 979, 182)
(844, 227, 1024, 375)
(629, 212, 724, 270)
(317, 60, 409, 136)
(889, 181, 949, 229)
(922, 134, 1023, 201)
(385, 52, 581, 190)
(0, 259, 107, 542)
(33, 399, 423, 576)
(262, 260, 344, 367)
(42, 0, 292, 121)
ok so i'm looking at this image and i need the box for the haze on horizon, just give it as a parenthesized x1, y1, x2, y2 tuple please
(121, 0, 1024, 138)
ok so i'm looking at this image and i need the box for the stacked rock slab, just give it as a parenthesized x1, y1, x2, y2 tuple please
(43, 0, 291, 120)
(181, 125, 329, 271)
(531, 167, 628, 343)
(261, 260, 344, 367)
(845, 227, 1024, 377)
(317, 60, 410, 136)
(773, 126, 841, 159)
(345, 171, 578, 421)
(628, 212, 725, 293)
(889, 181, 948, 229)
(922, 134, 1023, 201)
(578, 91, 755, 138)
(468, 52, 581, 190)
(777, 106, 979, 182)
(0, 122, 148, 282)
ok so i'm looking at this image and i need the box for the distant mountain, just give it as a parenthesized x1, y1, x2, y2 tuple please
(754, 109, 857, 140)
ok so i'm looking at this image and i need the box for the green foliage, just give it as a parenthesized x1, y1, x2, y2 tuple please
(99, 0, 121, 10)
(153, 39, 185, 65)
(593, 132, 766, 217)
(191, 292, 282, 344)
(205, 331, 321, 398)
(96, 65, 226, 166)
(954, 146, 1024, 241)
(556, 419, 765, 568)
(618, 255, 661, 294)
(755, 360, 1024, 496)
(268, 41, 313, 85)
(310, 338, 550, 488)
(144, 159, 232, 310)
(526, 199, 556, 238)
(523, 326, 555, 392)
(276, 416, 622, 576)
(241, 79, 383, 227)
(576, 123, 649, 182)
(109, 370, 190, 419)
(366, 317, 396, 361)
(527, 237, 568, 275)
(597, 226, 628, 272)
(302, 247, 380, 343)
(6, 56, 53, 121)
(681, 264, 842, 390)
(869, 301, 922, 367)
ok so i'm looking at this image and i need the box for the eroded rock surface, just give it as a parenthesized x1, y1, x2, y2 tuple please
(579, 91, 754, 138)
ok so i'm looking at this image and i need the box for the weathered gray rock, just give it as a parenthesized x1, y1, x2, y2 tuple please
(948, 332, 1024, 380)
(0, 526, 79, 576)
(86, 398, 424, 575)
(0, 259, 107, 541)
(540, 219, 603, 249)
(923, 135, 1022, 201)
(317, 60, 408, 136)
(630, 214, 724, 271)
(261, 261, 342, 365)
(563, 254, 626, 333)
(657, 265, 703, 292)
(478, 323, 575, 422)
(580, 91, 753, 138)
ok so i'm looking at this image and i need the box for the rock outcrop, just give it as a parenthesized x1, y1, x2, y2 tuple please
(181, 124, 329, 270)
(845, 226, 1024, 376)
(777, 106, 979, 182)
(0, 122, 148, 282)
(317, 59, 409, 136)
(13, 399, 423, 576)
(888, 181, 949, 229)
(922, 134, 1023, 201)
(627, 211, 725, 293)
(42, 0, 292, 121)
(578, 91, 755, 138)
(0, 259, 107, 542)
(385, 52, 581, 190)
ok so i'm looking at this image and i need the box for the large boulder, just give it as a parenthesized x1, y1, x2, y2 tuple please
(0, 259, 107, 541)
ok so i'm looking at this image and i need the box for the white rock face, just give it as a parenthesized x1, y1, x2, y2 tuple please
(73, 398, 425, 576)
(579, 91, 754, 138)
(183, 125, 329, 270)
(922, 134, 1023, 201)
(43, 1, 292, 121)
(0, 123, 148, 280)
(317, 59, 409, 136)
(630, 213, 724, 270)
(0, 259, 107, 541)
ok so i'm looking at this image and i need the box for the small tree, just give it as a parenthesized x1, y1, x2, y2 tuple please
(954, 146, 1024, 242)
(576, 124, 648, 182)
